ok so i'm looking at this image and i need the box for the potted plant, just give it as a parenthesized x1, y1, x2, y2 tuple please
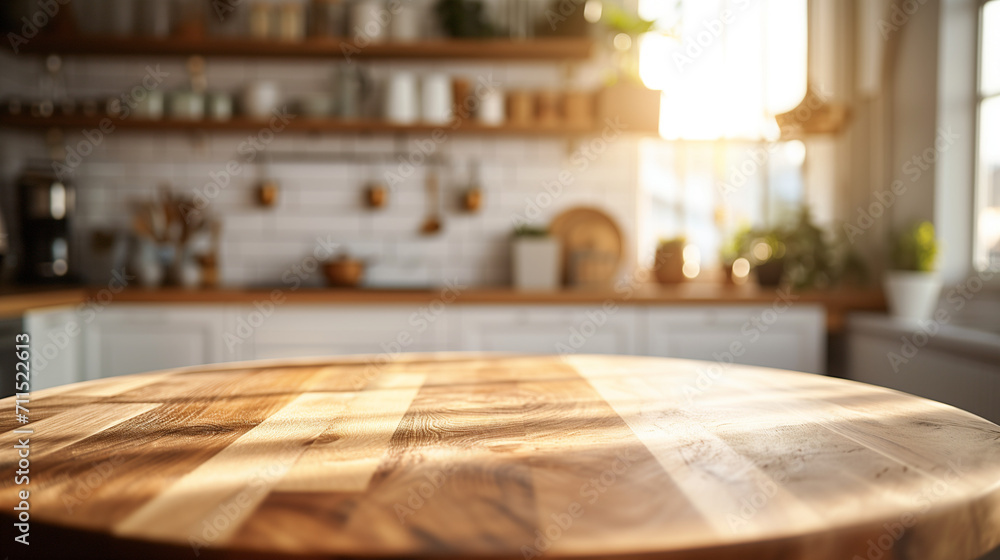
(884, 221, 941, 320)
(724, 207, 837, 288)
(782, 207, 835, 290)
(729, 227, 787, 287)
(511, 226, 561, 290)
(751, 231, 787, 287)
(722, 226, 786, 286)
(654, 236, 686, 284)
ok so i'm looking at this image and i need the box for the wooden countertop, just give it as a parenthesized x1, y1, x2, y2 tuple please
(105, 284, 883, 305)
(2, 354, 999, 560)
(0, 285, 885, 331)
(0, 284, 885, 306)
(0, 287, 87, 318)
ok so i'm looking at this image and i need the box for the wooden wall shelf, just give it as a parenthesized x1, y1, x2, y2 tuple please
(11, 36, 595, 60)
(0, 114, 601, 136)
(0, 36, 656, 137)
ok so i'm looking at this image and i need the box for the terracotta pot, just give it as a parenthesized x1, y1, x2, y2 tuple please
(654, 244, 685, 284)
(536, 90, 560, 127)
(563, 91, 594, 128)
(507, 91, 534, 126)
(324, 257, 365, 288)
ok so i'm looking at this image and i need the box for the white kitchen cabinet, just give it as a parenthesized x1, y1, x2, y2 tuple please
(72, 302, 828, 381)
(83, 305, 236, 380)
(641, 306, 826, 374)
(846, 314, 1000, 424)
(248, 305, 450, 360)
(451, 305, 639, 356)
(26, 306, 82, 390)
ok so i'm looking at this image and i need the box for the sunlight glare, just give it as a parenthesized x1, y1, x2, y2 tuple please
(638, 0, 807, 140)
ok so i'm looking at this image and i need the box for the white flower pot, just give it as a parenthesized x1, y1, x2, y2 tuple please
(512, 237, 561, 290)
(883, 271, 942, 321)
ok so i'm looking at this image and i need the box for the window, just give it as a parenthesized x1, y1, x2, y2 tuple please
(636, 0, 809, 271)
(976, 0, 1000, 270)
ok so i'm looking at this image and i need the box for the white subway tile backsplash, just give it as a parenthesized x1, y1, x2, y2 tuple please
(366, 211, 425, 235)
(338, 240, 388, 260)
(218, 260, 253, 284)
(289, 188, 352, 210)
(223, 213, 267, 234)
(278, 213, 366, 235)
(528, 140, 568, 164)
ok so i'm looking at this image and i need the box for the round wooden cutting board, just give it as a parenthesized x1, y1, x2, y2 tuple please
(2, 354, 1000, 560)
(549, 206, 624, 286)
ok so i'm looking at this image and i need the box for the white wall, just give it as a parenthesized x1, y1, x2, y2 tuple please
(888, 0, 941, 233)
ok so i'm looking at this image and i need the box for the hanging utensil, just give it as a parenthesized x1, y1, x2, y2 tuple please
(257, 180, 280, 207)
(461, 159, 482, 213)
(364, 159, 387, 209)
(255, 151, 280, 208)
(420, 167, 442, 235)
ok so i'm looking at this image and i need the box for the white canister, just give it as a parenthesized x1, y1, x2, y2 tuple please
(169, 91, 205, 121)
(512, 237, 561, 290)
(242, 81, 281, 119)
(175, 255, 202, 288)
(207, 92, 233, 121)
(352, 0, 387, 44)
(421, 73, 453, 124)
(385, 72, 419, 124)
(389, 2, 421, 42)
(134, 90, 165, 120)
(133, 240, 164, 288)
(478, 88, 505, 126)
(301, 93, 334, 117)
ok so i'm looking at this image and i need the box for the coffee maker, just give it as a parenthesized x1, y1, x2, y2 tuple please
(16, 168, 76, 284)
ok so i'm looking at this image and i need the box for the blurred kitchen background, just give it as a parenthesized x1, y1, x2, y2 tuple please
(0, 0, 997, 424)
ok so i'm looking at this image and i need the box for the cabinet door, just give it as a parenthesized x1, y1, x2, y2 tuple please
(847, 323, 1000, 425)
(452, 306, 638, 356)
(247, 306, 449, 361)
(643, 306, 826, 374)
(83, 305, 231, 380)
(25, 307, 81, 390)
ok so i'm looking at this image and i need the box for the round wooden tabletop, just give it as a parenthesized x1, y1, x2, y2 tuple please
(3, 354, 1000, 560)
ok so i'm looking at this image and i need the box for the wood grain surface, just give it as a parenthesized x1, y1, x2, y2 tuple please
(2, 354, 999, 560)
